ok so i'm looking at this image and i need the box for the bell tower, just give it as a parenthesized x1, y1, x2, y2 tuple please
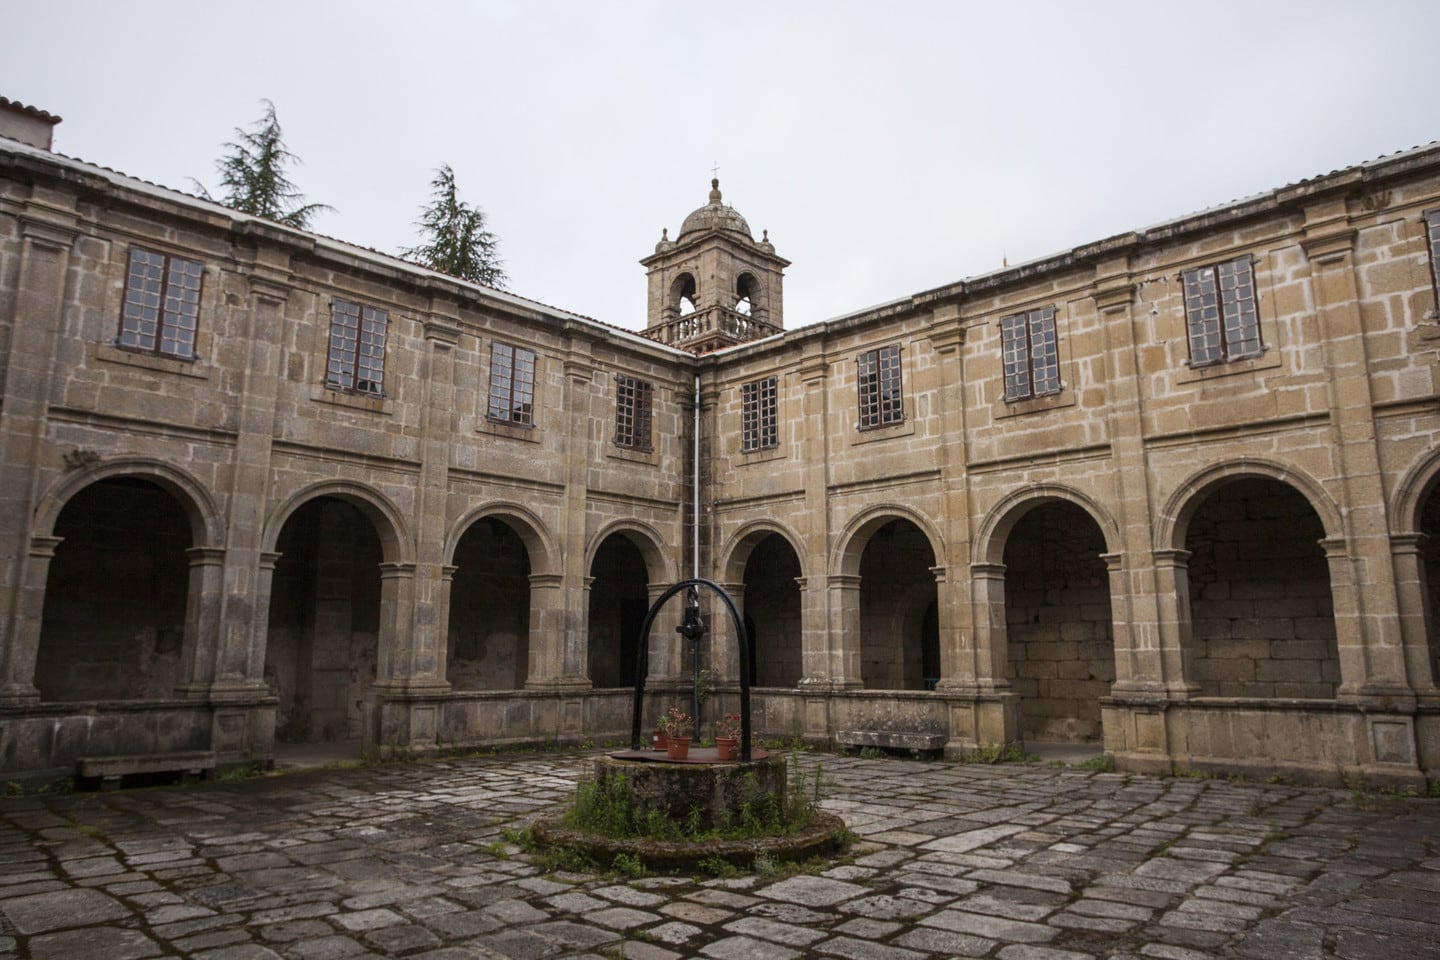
(640, 179, 789, 354)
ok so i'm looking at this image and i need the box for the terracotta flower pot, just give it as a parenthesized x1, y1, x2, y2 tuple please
(652, 730, 668, 751)
(715, 736, 739, 761)
(665, 736, 692, 760)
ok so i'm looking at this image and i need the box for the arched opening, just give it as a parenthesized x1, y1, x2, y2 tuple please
(735, 273, 759, 316)
(1003, 501, 1114, 743)
(1423, 480, 1440, 686)
(448, 517, 531, 690)
(35, 477, 192, 701)
(742, 533, 802, 687)
(1184, 477, 1339, 699)
(670, 273, 697, 316)
(265, 497, 383, 745)
(858, 518, 938, 690)
(588, 533, 650, 688)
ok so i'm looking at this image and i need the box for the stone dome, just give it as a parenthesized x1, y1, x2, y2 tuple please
(678, 178, 752, 240)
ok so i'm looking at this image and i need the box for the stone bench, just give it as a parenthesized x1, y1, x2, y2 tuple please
(76, 751, 216, 790)
(836, 730, 946, 755)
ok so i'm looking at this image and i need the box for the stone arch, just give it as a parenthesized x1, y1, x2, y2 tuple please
(586, 519, 676, 586)
(587, 521, 673, 689)
(1001, 500, 1117, 742)
(262, 480, 413, 565)
(445, 501, 557, 574)
(735, 271, 761, 315)
(1390, 446, 1440, 535)
(833, 504, 944, 578)
(34, 457, 222, 547)
(720, 519, 807, 584)
(1157, 458, 1343, 551)
(34, 468, 207, 702)
(670, 272, 698, 316)
(447, 507, 543, 692)
(1171, 467, 1341, 700)
(974, 484, 1119, 566)
(721, 520, 806, 689)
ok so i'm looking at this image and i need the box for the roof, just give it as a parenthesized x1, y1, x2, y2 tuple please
(0, 97, 62, 123)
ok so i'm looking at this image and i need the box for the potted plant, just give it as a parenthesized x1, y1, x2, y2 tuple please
(714, 712, 742, 761)
(661, 705, 693, 760)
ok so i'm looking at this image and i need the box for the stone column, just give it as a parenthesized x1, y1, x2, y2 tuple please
(1303, 210, 1411, 700)
(246, 552, 282, 683)
(823, 574, 863, 689)
(647, 582, 685, 684)
(525, 573, 568, 688)
(1151, 549, 1197, 697)
(0, 215, 77, 705)
(711, 581, 744, 684)
(1389, 535, 1438, 697)
(177, 546, 227, 695)
(968, 562, 1010, 688)
(375, 562, 417, 685)
(0, 536, 62, 703)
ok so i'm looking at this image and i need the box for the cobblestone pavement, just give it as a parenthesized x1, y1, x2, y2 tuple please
(2, 752, 1438, 960)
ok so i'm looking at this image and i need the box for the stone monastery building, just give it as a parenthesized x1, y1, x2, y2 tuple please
(2, 98, 1439, 787)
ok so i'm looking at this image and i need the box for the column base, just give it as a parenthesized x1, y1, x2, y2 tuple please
(0, 683, 40, 707)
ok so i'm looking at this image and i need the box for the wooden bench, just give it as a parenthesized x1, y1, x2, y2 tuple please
(76, 751, 216, 790)
(836, 730, 946, 755)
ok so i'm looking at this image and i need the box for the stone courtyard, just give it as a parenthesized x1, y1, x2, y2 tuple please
(1, 751, 1437, 960)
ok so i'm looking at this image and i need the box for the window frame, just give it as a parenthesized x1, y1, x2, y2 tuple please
(1425, 210, 1440, 306)
(614, 374, 654, 452)
(857, 344, 904, 430)
(325, 298, 389, 396)
(1182, 255, 1262, 367)
(118, 246, 204, 360)
(741, 375, 779, 453)
(1001, 305, 1061, 401)
(487, 341, 537, 427)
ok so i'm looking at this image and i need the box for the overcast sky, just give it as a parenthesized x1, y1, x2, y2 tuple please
(4, 0, 1437, 331)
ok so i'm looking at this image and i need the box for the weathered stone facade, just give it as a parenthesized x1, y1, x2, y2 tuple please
(2, 101, 1438, 787)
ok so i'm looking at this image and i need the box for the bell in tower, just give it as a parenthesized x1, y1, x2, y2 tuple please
(640, 178, 790, 354)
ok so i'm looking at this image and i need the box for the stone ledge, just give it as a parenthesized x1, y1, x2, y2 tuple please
(836, 729, 946, 751)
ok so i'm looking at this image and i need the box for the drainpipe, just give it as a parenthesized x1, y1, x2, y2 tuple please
(692, 373, 701, 728)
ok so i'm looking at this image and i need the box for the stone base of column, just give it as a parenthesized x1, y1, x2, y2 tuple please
(0, 683, 40, 707)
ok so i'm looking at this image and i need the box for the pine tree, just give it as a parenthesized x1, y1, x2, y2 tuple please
(401, 164, 506, 288)
(203, 100, 329, 229)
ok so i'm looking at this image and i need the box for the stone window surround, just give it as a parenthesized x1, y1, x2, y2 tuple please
(1181, 255, 1263, 368)
(117, 245, 204, 362)
(613, 373, 654, 453)
(324, 297, 389, 397)
(1000, 304, 1062, 402)
(856, 342, 905, 430)
(1425, 209, 1440, 308)
(740, 375, 779, 453)
(486, 340, 537, 428)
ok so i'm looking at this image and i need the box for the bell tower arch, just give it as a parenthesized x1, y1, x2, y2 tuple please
(641, 179, 789, 354)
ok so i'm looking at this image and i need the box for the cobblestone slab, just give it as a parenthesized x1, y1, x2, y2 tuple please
(1, 753, 1437, 959)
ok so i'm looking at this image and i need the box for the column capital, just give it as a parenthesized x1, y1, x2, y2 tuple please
(1152, 548, 1190, 567)
(28, 535, 63, 559)
(185, 546, 227, 566)
(379, 561, 418, 580)
(969, 561, 1007, 580)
